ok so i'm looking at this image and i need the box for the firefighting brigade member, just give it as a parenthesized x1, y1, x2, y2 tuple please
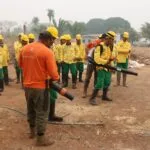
(62, 34, 77, 89)
(82, 34, 106, 98)
(116, 32, 131, 87)
(74, 34, 86, 82)
(28, 33, 35, 43)
(86, 35, 102, 51)
(101, 31, 116, 101)
(53, 35, 66, 82)
(19, 27, 59, 146)
(89, 31, 116, 105)
(48, 33, 66, 122)
(48, 87, 63, 122)
(0, 45, 4, 95)
(14, 33, 23, 83)
(0, 35, 10, 85)
(20, 35, 29, 88)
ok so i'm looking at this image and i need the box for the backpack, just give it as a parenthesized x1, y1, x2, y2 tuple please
(91, 44, 104, 59)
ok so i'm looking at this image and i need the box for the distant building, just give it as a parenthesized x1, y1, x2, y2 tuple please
(82, 34, 99, 44)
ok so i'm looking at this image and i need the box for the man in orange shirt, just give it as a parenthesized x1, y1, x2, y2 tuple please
(19, 27, 59, 146)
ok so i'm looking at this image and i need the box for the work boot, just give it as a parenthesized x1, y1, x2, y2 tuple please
(72, 83, 77, 89)
(123, 73, 128, 87)
(102, 88, 112, 101)
(116, 72, 121, 86)
(62, 74, 65, 85)
(82, 90, 87, 98)
(36, 135, 55, 146)
(0, 79, 4, 92)
(16, 79, 20, 84)
(62, 75, 68, 87)
(79, 72, 83, 82)
(16, 72, 20, 84)
(48, 102, 63, 122)
(82, 81, 89, 98)
(4, 73, 9, 86)
(29, 127, 36, 139)
(62, 74, 65, 86)
(89, 89, 99, 105)
(72, 75, 77, 89)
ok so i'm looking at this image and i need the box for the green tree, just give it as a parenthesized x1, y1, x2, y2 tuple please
(32, 17, 39, 25)
(53, 18, 69, 36)
(85, 17, 132, 34)
(141, 22, 150, 40)
(30, 23, 47, 34)
(103, 17, 131, 33)
(128, 28, 139, 43)
(86, 18, 104, 34)
(47, 9, 54, 25)
(68, 21, 86, 37)
(30, 16, 47, 34)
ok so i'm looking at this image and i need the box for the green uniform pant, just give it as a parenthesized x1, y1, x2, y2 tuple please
(15, 61, 21, 80)
(76, 62, 84, 73)
(0, 68, 4, 79)
(95, 70, 111, 89)
(3, 66, 9, 84)
(57, 63, 62, 74)
(3, 66, 8, 74)
(117, 59, 128, 69)
(62, 63, 77, 76)
(15, 63, 21, 74)
(0, 68, 4, 92)
(49, 89, 57, 104)
(25, 88, 49, 134)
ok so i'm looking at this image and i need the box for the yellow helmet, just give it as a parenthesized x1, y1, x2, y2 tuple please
(62, 34, 67, 40)
(21, 34, 29, 42)
(76, 34, 82, 40)
(47, 26, 58, 38)
(28, 33, 35, 39)
(123, 32, 129, 38)
(0, 34, 4, 40)
(64, 34, 71, 40)
(99, 34, 102, 38)
(106, 31, 116, 39)
(60, 35, 66, 40)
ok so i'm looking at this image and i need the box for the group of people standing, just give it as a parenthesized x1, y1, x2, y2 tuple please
(0, 26, 131, 146)
(83, 31, 131, 105)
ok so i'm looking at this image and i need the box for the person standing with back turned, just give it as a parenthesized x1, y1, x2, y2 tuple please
(19, 27, 59, 146)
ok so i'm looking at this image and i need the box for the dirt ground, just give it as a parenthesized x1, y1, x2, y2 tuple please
(0, 48, 150, 150)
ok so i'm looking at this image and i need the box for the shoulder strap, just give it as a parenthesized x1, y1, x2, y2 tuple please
(100, 44, 104, 56)
(91, 47, 96, 59)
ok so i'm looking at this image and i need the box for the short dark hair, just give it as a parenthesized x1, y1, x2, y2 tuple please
(38, 31, 53, 40)
(99, 33, 107, 39)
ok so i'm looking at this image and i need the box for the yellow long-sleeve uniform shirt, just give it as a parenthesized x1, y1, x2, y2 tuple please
(14, 41, 22, 62)
(116, 40, 131, 63)
(0, 51, 4, 79)
(0, 51, 4, 69)
(62, 44, 77, 64)
(0, 44, 10, 67)
(74, 43, 86, 62)
(109, 44, 118, 67)
(94, 44, 110, 70)
(53, 44, 64, 63)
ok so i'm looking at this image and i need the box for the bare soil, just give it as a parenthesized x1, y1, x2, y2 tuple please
(0, 47, 150, 150)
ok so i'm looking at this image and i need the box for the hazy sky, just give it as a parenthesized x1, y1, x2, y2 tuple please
(0, 0, 150, 31)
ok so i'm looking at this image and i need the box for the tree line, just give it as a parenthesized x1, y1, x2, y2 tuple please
(0, 9, 150, 42)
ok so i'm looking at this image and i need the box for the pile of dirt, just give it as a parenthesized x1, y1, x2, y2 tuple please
(131, 47, 150, 65)
(129, 60, 145, 68)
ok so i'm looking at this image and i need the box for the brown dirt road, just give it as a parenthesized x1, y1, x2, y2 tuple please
(0, 65, 150, 150)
